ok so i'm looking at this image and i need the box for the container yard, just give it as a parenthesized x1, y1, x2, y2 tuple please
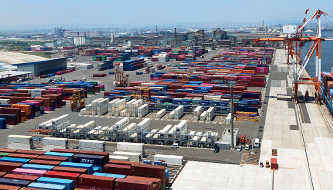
(0, 44, 287, 189)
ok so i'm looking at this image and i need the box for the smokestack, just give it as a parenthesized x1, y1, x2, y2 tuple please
(262, 20, 264, 27)
(174, 28, 176, 37)
(156, 25, 157, 33)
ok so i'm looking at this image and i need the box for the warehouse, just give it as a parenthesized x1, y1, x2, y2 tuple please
(13, 58, 67, 76)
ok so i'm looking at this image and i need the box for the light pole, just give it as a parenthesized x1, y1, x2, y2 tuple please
(227, 80, 237, 149)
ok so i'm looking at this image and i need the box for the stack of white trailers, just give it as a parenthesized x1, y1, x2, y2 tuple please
(155, 109, 166, 119)
(138, 104, 149, 118)
(132, 99, 143, 117)
(114, 99, 126, 117)
(174, 105, 184, 120)
(38, 114, 70, 130)
(206, 107, 215, 121)
(193, 106, 202, 121)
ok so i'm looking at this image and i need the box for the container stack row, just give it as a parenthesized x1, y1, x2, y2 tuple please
(0, 148, 169, 190)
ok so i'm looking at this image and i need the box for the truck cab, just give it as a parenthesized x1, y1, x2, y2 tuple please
(254, 138, 260, 148)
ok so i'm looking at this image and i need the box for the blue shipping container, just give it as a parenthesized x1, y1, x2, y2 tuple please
(22, 164, 54, 171)
(44, 152, 73, 162)
(0, 157, 30, 163)
(0, 118, 6, 129)
(28, 182, 67, 190)
(59, 162, 93, 174)
(72, 154, 105, 166)
(93, 172, 126, 179)
(37, 177, 74, 190)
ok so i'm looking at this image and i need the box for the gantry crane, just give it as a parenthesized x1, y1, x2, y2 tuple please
(177, 71, 190, 81)
(114, 63, 129, 87)
(255, 9, 333, 103)
(70, 89, 85, 112)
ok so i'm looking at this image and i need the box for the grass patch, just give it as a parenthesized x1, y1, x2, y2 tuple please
(21, 51, 55, 59)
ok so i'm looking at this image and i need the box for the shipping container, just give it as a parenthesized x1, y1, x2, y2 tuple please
(103, 164, 132, 176)
(126, 176, 161, 190)
(113, 151, 141, 162)
(79, 150, 109, 163)
(36, 155, 68, 162)
(42, 138, 68, 151)
(154, 154, 183, 165)
(0, 157, 30, 164)
(114, 178, 153, 190)
(93, 172, 126, 179)
(12, 168, 46, 177)
(16, 150, 45, 155)
(44, 171, 80, 187)
(4, 173, 39, 182)
(72, 154, 105, 166)
(50, 149, 80, 154)
(29, 159, 60, 166)
(59, 162, 93, 174)
(79, 174, 115, 190)
(28, 182, 66, 190)
(0, 177, 31, 187)
(108, 156, 130, 161)
(78, 140, 105, 152)
(37, 177, 74, 190)
(52, 166, 88, 174)
(43, 152, 73, 162)
(7, 153, 38, 160)
(22, 164, 54, 171)
(116, 142, 145, 157)
(0, 184, 21, 190)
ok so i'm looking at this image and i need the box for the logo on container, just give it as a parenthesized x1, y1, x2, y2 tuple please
(81, 159, 94, 163)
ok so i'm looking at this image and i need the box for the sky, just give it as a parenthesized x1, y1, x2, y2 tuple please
(1, 0, 333, 30)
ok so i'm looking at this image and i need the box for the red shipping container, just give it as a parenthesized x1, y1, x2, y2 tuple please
(0, 184, 21, 190)
(44, 171, 80, 187)
(0, 162, 23, 173)
(108, 160, 139, 166)
(79, 174, 115, 190)
(0, 172, 6, 177)
(79, 150, 109, 163)
(51, 148, 80, 154)
(126, 176, 161, 190)
(114, 178, 153, 190)
(131, 164, 165, 179)
(4, 173, 39, 182)
(7, 153, 39, 159)
(52, 166, 88, 174)
(17, 149, 45, 155)
(0, 149, 17, 153)
(37, 155, 68, 162)
(29, 159, 60, 166)
(103, 164, 132, 175)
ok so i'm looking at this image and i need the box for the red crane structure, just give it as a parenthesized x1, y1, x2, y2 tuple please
(255, 9, 333, 103)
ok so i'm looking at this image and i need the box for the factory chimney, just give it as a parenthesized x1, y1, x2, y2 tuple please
(174, 28, 176, 37)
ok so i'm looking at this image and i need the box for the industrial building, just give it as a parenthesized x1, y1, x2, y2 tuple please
(13, 58, 67, 76)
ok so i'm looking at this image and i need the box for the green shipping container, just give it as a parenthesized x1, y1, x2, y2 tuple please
(161, 183, 166, 190)
(191, 99, 201, 104)
(0, 152, 10, 157)
(87, 91, 95, 95)
(123, 96, 132, 101)
(100, 88, 105, 91)
(86, 81, 98, 86)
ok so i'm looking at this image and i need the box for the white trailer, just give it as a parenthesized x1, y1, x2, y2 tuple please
(168, 110, 175, 119)
(79, 140, 105, 152)
(200, 111, 207, 121)
(8, 135, 33, 150)
(131, 99, 143, 117)
(137, 118, 151, 133)
(114, 117, 129, 130)
(117, 142, 145, 157)
(206, 107, 215, 121)
(109, 155, 130, 161)
(160, 125, 173, 138)
(154, 154, 183, 165)
(155, 109, 166, 119)
(174, 105, 184, 120)
(138, 104, 149, 118)
(126, 99, 136, 116)
(193, 106, 203, 121)
(113, 151, 141, 162)
(108, 99, 120, 115)
(175, 120, 187, 133)
(114, 99, 126, 117)
(42, 137, 68, 151)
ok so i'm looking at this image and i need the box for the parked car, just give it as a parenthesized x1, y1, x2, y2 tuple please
(237, 146, 242, 152)
(171, 143, 179, 149)
(245, 144, 250, 150)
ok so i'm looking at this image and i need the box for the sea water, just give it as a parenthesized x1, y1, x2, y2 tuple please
(302, 31, 333, 78)
(0, 61, 17, 71)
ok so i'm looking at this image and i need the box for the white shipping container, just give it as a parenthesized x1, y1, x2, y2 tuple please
(108, 99, 120, 114)
(8, 143, 32, 150)
(0, 99, 10, 104)
(117, 142, 145, 156)
(8, 135, 32, 144)
(120, 109, 127, 117)
(154, 154, 183, 165)
(155, 109, 166, 119)
(160, 125, 173, 138)
(29, 88, 45, 97)
(43, 145, 67, 152)
(113, 151, 141, 162)
(175, 120, 187, 133)
(137, 118, 151, 132)
(193, 106, 203, 116)
(109, 155, 130, 161)
(43, 137, 68, 147)
(126, 99, 136, 116)
(138, 104, 149, 118)
(79, 140, 105, 152)
(131, 99, 143, 117)
(114, 99, 126, 112)
(122, 123, 137, 132)
(200, 111, 207, 121)
(84, 121, 96, 129)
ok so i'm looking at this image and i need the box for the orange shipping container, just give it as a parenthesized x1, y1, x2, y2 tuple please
(11, 104, 31, 115)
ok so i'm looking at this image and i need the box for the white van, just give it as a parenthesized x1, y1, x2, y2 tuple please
(254, 138, 260, 148)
